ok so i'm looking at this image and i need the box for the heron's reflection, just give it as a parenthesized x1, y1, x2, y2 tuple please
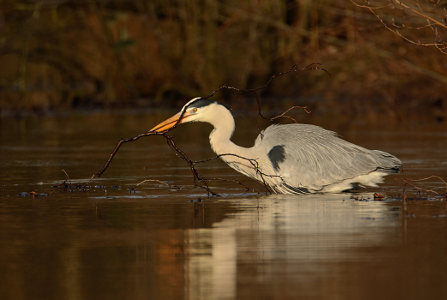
(185, 193, 398, 299)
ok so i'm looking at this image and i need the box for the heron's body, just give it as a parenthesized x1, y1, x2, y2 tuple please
(151, 98, 402, 194)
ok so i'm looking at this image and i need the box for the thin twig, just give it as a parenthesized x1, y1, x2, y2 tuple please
(270, 105, 312, 123)
(393, 0, 447, 29)
(91, 64, 323, 196)
(91, 131, 163, 179)
(202, 63, 329, 121)
(351, 0, 447, 54)
(400, 175, 447, 196)
(136, 179, 180, 190)
(61, 169, 70, 180)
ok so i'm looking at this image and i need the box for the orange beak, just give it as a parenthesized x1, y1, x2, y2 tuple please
(150, 111, 193, 133)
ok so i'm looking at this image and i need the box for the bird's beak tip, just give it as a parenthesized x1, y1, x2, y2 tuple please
(150, 112, 191, 133)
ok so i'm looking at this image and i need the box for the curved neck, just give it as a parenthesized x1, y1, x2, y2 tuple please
(206, 106, 249, 156)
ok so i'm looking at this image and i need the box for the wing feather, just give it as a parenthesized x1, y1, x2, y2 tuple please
(254, 124, 401, 191)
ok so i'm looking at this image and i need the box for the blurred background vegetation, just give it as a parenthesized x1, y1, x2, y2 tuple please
(0, 0, 446, 122)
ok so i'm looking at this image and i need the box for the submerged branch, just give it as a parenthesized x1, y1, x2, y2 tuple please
(136, 179, 180, 190)
(400, 175, 447, 197)
(90, 64, 323, 196)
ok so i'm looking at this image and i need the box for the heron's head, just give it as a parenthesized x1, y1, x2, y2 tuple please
(150, 97, 224, 133)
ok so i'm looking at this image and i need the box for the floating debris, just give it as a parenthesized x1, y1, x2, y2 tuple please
(17, 191, 49, 198)
(350, 195, 371, 202)
(190, 198, 202, 203)
(373, 193, 385, 200)
(52, 181, 114, 193)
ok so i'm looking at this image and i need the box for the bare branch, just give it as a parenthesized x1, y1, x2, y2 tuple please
(400, 175, 447, 196)
(90, 64, 323, 196)
(61, 169, 70, 180)
(202, 63, 329, 121)
(91, 131, 164, 179)
(393, 0, 447, 30)
(135, 179, 180, 190)
(351, 0, 447, 54)
(270, 105, 312, 123)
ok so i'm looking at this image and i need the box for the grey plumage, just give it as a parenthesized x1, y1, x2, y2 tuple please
(253, 124, 401, 193)
(151, 98, 402, 194)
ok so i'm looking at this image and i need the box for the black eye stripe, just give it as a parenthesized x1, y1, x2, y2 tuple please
(189, 99, 215, 109)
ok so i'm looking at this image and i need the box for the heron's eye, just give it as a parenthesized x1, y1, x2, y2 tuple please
(192, 107, 198, 113)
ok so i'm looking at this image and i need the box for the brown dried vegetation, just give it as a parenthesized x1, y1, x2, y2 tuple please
(0, 0, 446, 122)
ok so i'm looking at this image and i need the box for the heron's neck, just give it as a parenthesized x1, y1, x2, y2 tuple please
(207, 107, 248, 156)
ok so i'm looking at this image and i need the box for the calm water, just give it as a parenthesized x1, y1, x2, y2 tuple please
(1, 111, 447, 299)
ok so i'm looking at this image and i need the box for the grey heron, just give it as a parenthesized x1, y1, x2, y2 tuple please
(151, 97, 402, 194)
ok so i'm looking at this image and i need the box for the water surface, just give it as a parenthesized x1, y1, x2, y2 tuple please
(1, 111, 446, 299)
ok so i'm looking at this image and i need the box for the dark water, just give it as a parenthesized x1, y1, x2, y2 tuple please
(1, 111, 447, 299)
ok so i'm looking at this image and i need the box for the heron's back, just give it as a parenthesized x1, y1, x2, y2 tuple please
(254, 123, 401, 192)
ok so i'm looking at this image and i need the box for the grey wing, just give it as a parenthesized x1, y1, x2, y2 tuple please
(255, 124, 401, 191)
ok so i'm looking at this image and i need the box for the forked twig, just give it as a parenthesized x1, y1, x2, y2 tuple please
(400, 175, 447, 196)
(136, 179, 180, 190)
(91, 131, 163, 179)
(164, 133, 219, 196)
(202, 63, 328, 121)
(90, 64, 324, 196)
(351, 0, 447, 54)
(270, 105, 312, 123)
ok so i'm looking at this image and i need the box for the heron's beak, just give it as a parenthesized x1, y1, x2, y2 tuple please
(150, 111, 193, 133)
